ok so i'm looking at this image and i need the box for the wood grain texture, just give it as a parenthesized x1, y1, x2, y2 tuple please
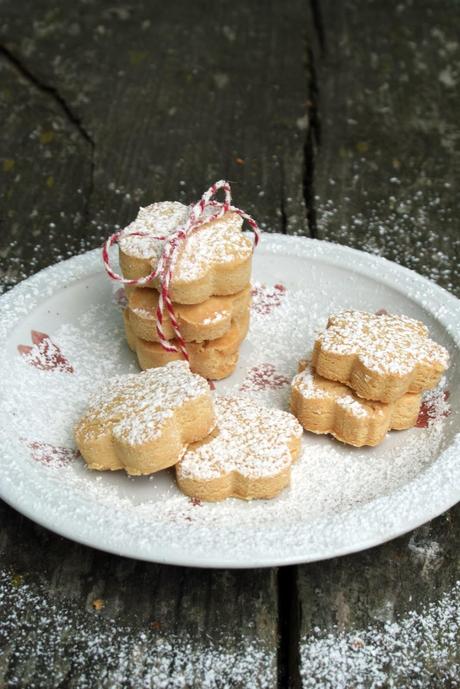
(310, 0, 460, 295)
(0, 500, 278, 688)
(298, 508, 460, 687)
(0, 51, 91, 291)
(298, 2, 460, 686)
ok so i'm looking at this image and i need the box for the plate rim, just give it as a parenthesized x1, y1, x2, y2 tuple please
(0, 235, 459, 569)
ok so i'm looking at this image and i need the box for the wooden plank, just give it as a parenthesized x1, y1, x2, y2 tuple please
(0, 52, 91, 291)
(0, 1, 314, 686)
(1, 0, 311, 238)
(298, 509, 460, 687)
(310, 0, 460, 296)
(298, 2, 460, 686)
(0, 500, 278, 688)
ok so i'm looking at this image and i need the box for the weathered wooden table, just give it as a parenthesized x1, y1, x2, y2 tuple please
(1, 1, 459, 687)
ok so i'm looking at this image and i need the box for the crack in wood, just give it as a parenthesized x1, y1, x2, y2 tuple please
(310, 0, 326, 52)
(279, 164, 288, 235)
(0, 44, 95, 229)
(277, 566, 301, 689)
(303, 53, 321, 239)
(303, 16, 322, 240)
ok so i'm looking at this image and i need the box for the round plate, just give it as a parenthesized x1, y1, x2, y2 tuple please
(0, 235, 459, 568)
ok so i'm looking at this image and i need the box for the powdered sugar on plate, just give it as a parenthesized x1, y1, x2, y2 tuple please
(0, 235, 459, 566)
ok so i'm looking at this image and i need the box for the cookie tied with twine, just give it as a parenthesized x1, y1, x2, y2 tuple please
(102, 181, 261, 361)
(124, 284, 251, 343)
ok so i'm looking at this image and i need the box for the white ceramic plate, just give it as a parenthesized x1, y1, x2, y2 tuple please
(0, 235, 458, 568)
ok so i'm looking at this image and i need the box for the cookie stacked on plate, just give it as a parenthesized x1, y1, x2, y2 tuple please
(290, 310, 449, 447)
(119, 201, 253, 380)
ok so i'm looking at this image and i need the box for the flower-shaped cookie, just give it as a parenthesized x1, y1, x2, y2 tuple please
(291, 363, 421, 447)
(123, 308, 249, 380)
(125, 285, 251, 343)
(312, 310, 449, 402)
(119, 202, 253, 304)
(176, 396, 303, 501)
(75, 361, 215, 475)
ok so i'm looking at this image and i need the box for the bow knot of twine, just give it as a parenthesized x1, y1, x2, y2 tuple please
(102, 180, 261, 360)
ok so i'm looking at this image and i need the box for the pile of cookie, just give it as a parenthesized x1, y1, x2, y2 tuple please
(290, 310, 449, 447)
(75, 308, 449, 501)
(76, 184, 450, 504)
(75, 361, 303, 502)
(118, 201, 253, 380)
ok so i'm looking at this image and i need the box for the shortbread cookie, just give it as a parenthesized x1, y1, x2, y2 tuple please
(124, 309, 249, 380)
(176, 396, 303, 501)
(312, 310, 449, 403)
(125, 285, 251, 343)
(119, 202, 253, 304)
(291, 363, 421, 447)
(75, 361, 215, 475)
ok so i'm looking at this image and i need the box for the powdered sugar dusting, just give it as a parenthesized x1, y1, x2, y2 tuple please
(202, 310, 227, 325)
(118, 201, 188, 259)
(240, 363, 290, 392)
(300, 582, 460, 688)
(336, 394, 369, 418)
(120, 203, 252, 284)
(77, 361, 210, 446)
(25, 440, 79, 467)
(172, 213, 252, 283)
(18, 330, 74, 373)
(0, 238, 458, 565)
(0, 568, 275, 689)
(251, 282, 286, 315)
(318, 309, 449, 376)
(177, 396, 302, 481)
(293, 367, 329, 399)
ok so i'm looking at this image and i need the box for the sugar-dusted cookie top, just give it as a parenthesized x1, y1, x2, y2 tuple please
(312, 310, 449, 402)
(291, 362, 421, 447)
(176, 396, 303, 501)
(119, 202, 253, 304)
(119, 201, 189, 261)
(75, 361, 215, 475)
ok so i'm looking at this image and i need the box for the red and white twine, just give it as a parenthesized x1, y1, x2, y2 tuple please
(102, 180, 261, 360)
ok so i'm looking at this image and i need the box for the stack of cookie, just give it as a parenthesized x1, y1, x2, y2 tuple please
(119, 201, 253, 380)
(291, 310, 449, 447)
